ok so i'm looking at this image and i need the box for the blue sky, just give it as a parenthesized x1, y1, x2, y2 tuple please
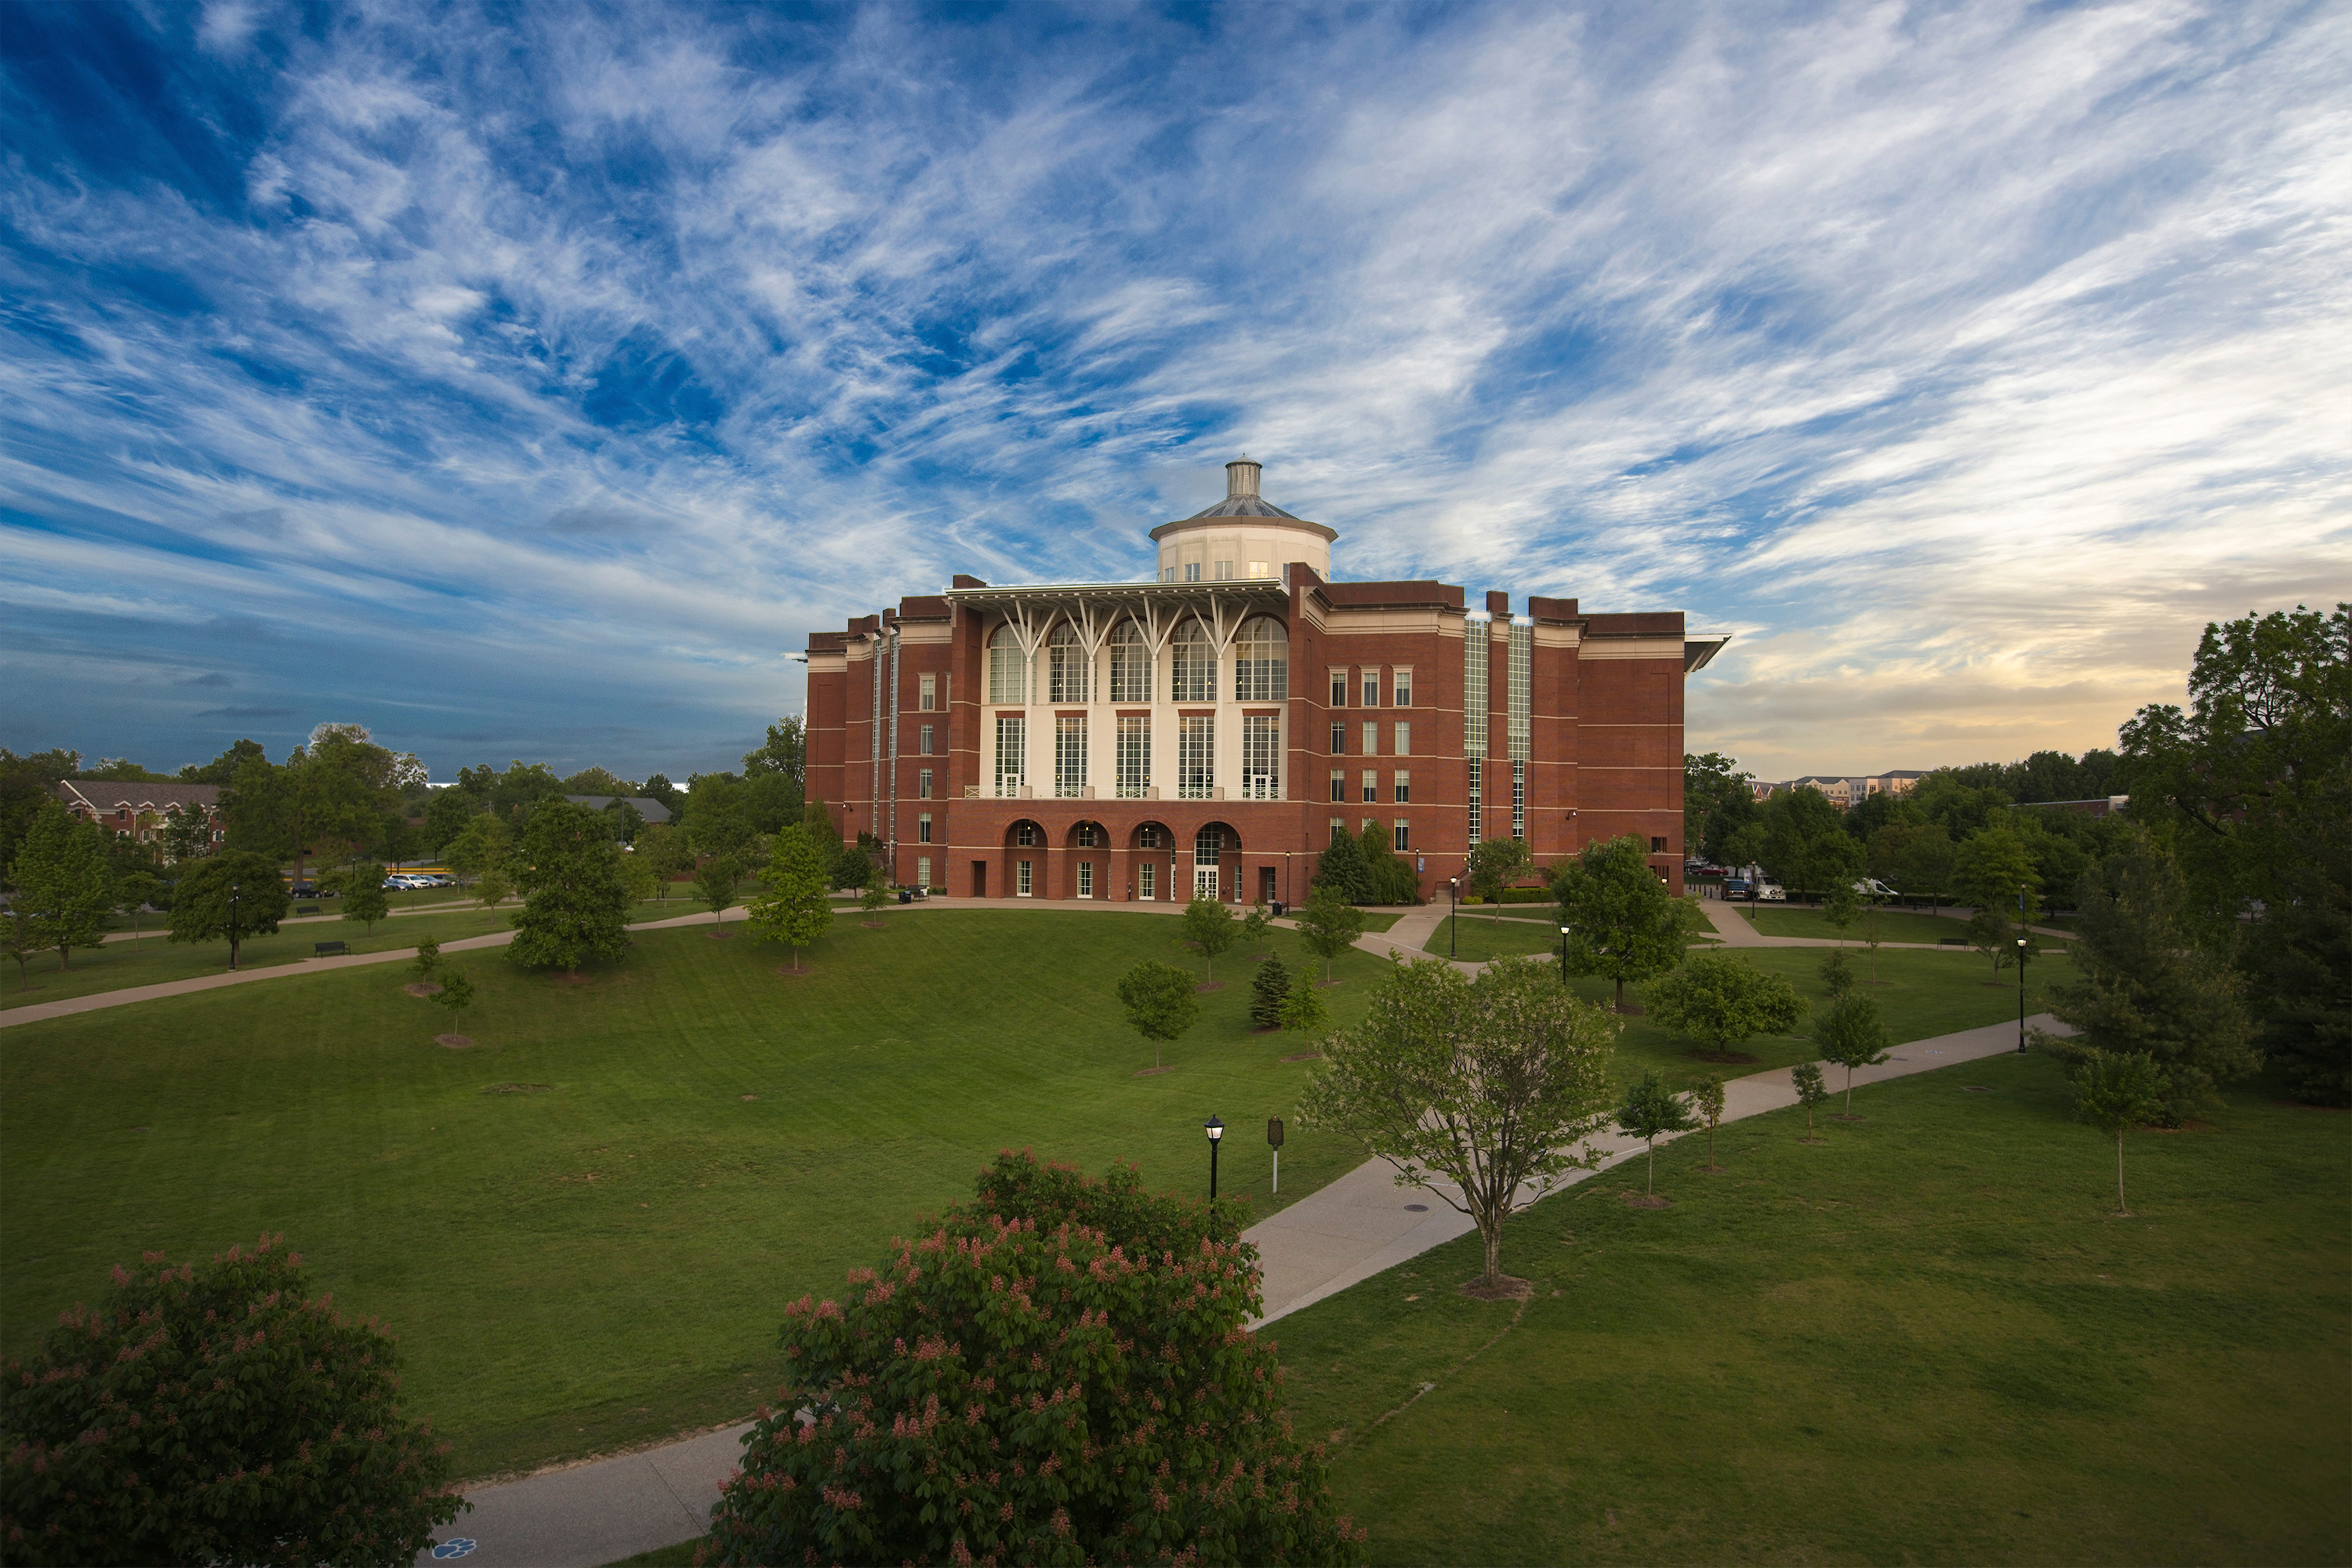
(5, 1, 2346, 783)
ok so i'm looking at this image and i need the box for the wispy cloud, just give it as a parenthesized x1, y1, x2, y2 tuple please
(2, 0, 2345, 779)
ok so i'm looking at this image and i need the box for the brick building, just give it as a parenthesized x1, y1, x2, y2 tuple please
(804, 459, 1726, 906)
(54, 780, 224, 856)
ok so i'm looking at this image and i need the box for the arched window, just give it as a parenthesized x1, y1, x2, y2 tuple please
(1171, 619, 1216, 703)
(1194, 825, 1223, 866)
(988, 622, 1026, 705)
(1047, 619, 1089, 704)
(1109, 619, 1150, 703)
(1234, 615, 1287, 702)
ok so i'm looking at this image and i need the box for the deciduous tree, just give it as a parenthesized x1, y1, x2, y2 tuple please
(1759, 786, 1862, 902)
(1817, 993, 1894, 1115)
(1300, 956, 1617, 1291)
(745, 824, 833, 971)
(1554, 834, 1704, 1011)
(0, 1236, 463, 1565)
(115, 869, 162, 949)
(1791, 1062, 1831, 1142)
(1116, 958, 1199, 1070)
(1613, 1071, 1699, 1197)
(1692, 1075, 1727, 1171)
(1465, 836, 1534, 906)
(166, 850, 289, 969)
(506, 800, 632, 975)
(1642, 951, 1806, 1059)
(9, 803, 112, 971)
(1295, 884, 1364, 983)
(1278, 976, 1330, 1040)
(693, 854, 741, 927)
(335, 862, 390, 935)
(1183, 893, 1237, 984)
(2068, 1048, 2165, 1215)
(434, 970, 477, 1039)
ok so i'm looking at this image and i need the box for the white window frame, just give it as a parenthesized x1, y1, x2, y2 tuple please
(1077, 861, 1094, 898)
(1395, 770, 1410, 803)
(1171, 621, 1216, 703)
(1109, 620, 1150, 703)
(1393, 721, 1410, 757)
(1241, 713, 1280, 800)
(1234, 615, 1287, 702)
(1139, 863, 1156, 901)
(919, 672, 937, 711)
(916, 855, 931, 887)
(1393, 820, 1410, 852)
(1362, 769, 1377, 804)
(1177, 715, 1215, 800)
(994, 715, 1025, 797)
(1362, 670, 1380, 707)
(1054, 714, 1087, 798)
(1116, 714, 1150, 798)
(918, 768, 933, 799)
(1392, 667, 1412, 706)
(1047, 621, 1089, 704)
(917, 812, 932, 844)
(988, 625, 1025, 705)
(1017, 859, 1033, 897)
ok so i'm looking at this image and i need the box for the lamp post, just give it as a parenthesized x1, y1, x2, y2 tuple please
(2016, 936, 2029, 1053)
(227, 880, 241, 971)
(1448, 877, 1459, 959)
(1266, 1116, 1283, 1195)
(1559, 924, 1571, 985)
(1203, 1115, 1224, 1203)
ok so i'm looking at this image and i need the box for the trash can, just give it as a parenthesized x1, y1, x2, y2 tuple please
(898, 888, 911, 904)
(1271, 899, 1286, 917)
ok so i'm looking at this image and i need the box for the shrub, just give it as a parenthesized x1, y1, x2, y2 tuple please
(702, 1153, 1363, 1566)
(0, 1236, 463, 1566)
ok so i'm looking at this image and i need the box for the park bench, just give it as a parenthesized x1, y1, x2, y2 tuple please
(1937, 936, 1967, 946)
(314, 941, 349, 956)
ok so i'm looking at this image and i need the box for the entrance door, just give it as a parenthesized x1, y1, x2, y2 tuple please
(971, 861, 987, 898)
(1259, 866, 1278, 906)
(1194, 865, 1218, 899)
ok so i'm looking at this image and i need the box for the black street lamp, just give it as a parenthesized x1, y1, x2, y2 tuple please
(227, 880, 241, 971)
(1448, 877, 1459, 959)
(2016, 936, 2029, 1053)
(1559, 924, 1571, 985)
(1203, 1115, 1224, 1203)
(1266, 1117, 1284, 1196)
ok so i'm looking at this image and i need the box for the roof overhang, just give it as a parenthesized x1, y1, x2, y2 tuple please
(1683, 634, 1733, 672)
(943, 580, 1290, 614)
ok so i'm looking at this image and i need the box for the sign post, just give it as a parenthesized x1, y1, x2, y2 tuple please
(1267, 1116, 1285, 1194)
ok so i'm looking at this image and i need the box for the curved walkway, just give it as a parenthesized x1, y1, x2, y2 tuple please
(417, 1009, 2068, 1568)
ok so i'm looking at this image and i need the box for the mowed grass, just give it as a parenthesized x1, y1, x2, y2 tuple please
(0, 910, 1384, 1478)
(1740, 904, 2033, 946)
(3, 897, 730, 1010)
(1271, 1057, 2352, 1566)
(1429, 914, 1719, 963)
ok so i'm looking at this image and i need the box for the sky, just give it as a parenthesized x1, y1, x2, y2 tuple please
(4, 0, 2347, 785)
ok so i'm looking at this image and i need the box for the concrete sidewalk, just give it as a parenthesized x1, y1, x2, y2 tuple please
(416, 1010, 2061, 1568)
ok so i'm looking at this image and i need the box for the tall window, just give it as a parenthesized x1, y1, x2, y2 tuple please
(919, 723, 934, 755)
(1116, 715, 1150, 798)
(1193, 824, 1221, 899)
(1330, 721, 1345, 753)
(919, 673, 937, 711)
(1047, 620, 1089, 703)
(916, 855, 931, 887)
(1463, 612, 1491, 843)
(1361, 770, 1377, 803)
(988, 623, 1025, 705)
(1184, 561, 1202, 583)
(1508, 618, 1532, 839)
(1393, 667, 1412, 706)
(1362, 670, 1380, 707)
(1109, 619, 1150, 702)
(1330, 670, 1347, 706)
(1392, 821, 1410, 852)
(1330, 770, 1345, 801)
(1362, 722, 1378, 756)
(1139, 863, 1156, 900)
(918, 768, 933, 799)
(1393, 721, 1411, 757)
(917, 812, 932, 843)
(994, 715, 1025, 797)
(1017, 859, 1033, 896)
(1178, 715, 1214, 799)
(1055, 715, 1087, 797)
(1214, 560, 1234, 581)
(1241, 714, 1280, 800)
(1330, 818, 1345, 844)
(1234, 616, 1287, 701)
(1394, 771, 1410, 803)
(1171, 620, 1216, 702)
(1076, 862, 1094, 898)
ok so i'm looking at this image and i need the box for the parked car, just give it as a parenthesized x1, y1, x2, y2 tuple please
(1722, 877, 1751, 900)
(1755, 880, 1788, 902)
(1853, 877, 1900, 899)
(290, 881, 318, 899)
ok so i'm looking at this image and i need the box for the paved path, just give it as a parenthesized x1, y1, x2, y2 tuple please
(417, 1009, 2063, 1568)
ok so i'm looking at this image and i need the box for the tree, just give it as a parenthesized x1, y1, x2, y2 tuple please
(1278, 976, 1330, 1039)
(0, 1235, 463, 1566)
(1250, 950, 1294, 1029)
(742, 716, 807, 786)
(444, 812, 510, 889)
(633, 820, 689, 904)
(419, 787, 479, 856)
(1465, 836, 1534, 906)
(1955, 826, 2042, 926)
(2069, 1048, 2166, 1216)
(1313, 828, 1374, 903)
(702, 1152, 1361, 1566)
(1759, 786, 1863, 902)
(1816, 993, 1894, 1115)
(682, 773, 755, 869)
(1823, 877, 1859, 942)
(1879, 822, 1956, 912)
(833, 843, 873, 895)
(115, 869, 162, 949)
(1691, 1075, 1727, 1171)
(433, 970, 477, 1039)
(159, 803, 214, 864)
(1295, 883, 1364, 983)
(1116, 958, 1200, 1069)
(800, 799, 844, 883)
(559, 766, 638, 797)
(744, 824, 833, 971)
(411, 935, 441, 984)
(1613, 1071, 1700, 1197)
(1642, 951, 1806, 1058)
(167, 851, 289, 969)
(1685, 751, 1759, 863)
(1554, 834, 1704, 1011)
(1856, 885, 1888, 983)
(693, 854, 741, 928)
(2034, 840, 2261, 1123)
(1300, 956, 1617, 1291)
(1358, 820, 1420, 905)
(506, 800, 632, 975)
(618, 846, 660, 906)
(335, 862, 390, 935)
(1183, 893, 1237, 984)
(1791, 1062, 1831, 1142)
(1240, 899, 1273, 953)
(2122, 603, 2349, 1104)
(4, 906, 35, 985)
(858, 859, 892, 917)
(474, 866, 510, 913)
(9, 803, 113, 971)
(1820, 946, 1857, 999)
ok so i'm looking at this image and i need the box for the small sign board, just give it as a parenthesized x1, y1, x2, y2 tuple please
(1266, 1116, 1284, 1149)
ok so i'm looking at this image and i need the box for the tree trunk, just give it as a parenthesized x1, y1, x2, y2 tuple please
(1845, 1066, 1855, 1114)
(1613, 974, 1625, 1011)
(2115, 1129, 2129, 1216)
(1646, 1142, 1656, 1193)
(1481, 1221, 1501, 1287)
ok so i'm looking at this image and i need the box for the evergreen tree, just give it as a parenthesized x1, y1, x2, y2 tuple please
(746, 824, 833, 971)
(1313, 829, 1374, 903)
(9, 802, 113, 971)
(1250, 951, 1294, 1029)
(506, 800, 632, 975)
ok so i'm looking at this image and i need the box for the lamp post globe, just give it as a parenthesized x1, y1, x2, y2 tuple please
(228, 880, 241, 971)
(1203, 1114, 1225, 1203)
(1559, 924, 1571, 985)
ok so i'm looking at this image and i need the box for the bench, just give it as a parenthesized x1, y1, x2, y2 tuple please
(1937, 936, 1968, 946)
(314, 941, 349, 956)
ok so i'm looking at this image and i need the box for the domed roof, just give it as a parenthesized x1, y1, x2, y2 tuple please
(1182, 457, 1299, 520)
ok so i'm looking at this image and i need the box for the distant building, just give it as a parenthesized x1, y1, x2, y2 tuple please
(54, 781, 223, 855)
(1755, 771, 1926, 807)
(564, 794, 673, 824)
(2021, 796, 2131, 818)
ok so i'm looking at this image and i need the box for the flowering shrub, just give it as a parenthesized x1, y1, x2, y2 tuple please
(1, 1236, 463, 1566)
(703, 1152, 1364, 1566)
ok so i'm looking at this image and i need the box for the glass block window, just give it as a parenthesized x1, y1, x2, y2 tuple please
(1054, 715, 1087, 798)
(917, 812, 932, 844)
(1109, 619, 1150, 702)
(1234, 616, 1287, 701)
(994, 716, 1025, 797)
(1393, 721, 1410, 756)
(988, 623, 1025, 704)
(919, 673, 937, 711)
(1017, 859, 1033, 896)
(1512, 758, 1528, 840)
(1467, 757, 1483, 844)
(1178, 715, 1215, 799)
(1171, 620, 1216, 702)
(1077, 861, 1094, 898)
(1116, 715, 1150, 798)
(1048, 620, 1089, 703)
(1394, 771, 1410, 803)
(1393, 667, 1412, 706)
(1241, 714, 1280, 800)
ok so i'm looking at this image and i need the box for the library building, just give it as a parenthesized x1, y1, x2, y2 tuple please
(804, 459, 1726, 906)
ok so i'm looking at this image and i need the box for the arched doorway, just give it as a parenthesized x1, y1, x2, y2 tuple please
(1130, 821, 1174, 902)
(1002, 819, 1045, 899)
(1064, 820, 1109, 900)
(1192, 822, 1241, 902)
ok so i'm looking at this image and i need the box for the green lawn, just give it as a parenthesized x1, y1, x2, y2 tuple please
(1, 911, 1391, 1478)
(1270, 1058, 2352, 1565)
(1739, 904, 2027, 946)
